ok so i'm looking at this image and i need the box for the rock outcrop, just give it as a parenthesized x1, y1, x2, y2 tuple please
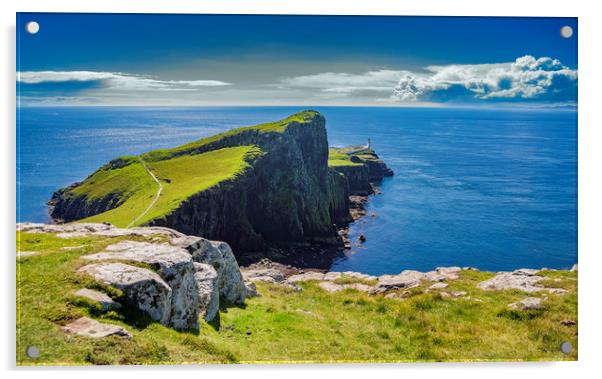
(61, 317, 132, 339)
(19, 222, 251, 330)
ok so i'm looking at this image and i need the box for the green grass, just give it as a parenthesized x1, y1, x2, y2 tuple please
(81, 146, 262, 227)
(142, 110, 319, 162)
(328, 148, 363, 167)
(17, 232, 578, 365)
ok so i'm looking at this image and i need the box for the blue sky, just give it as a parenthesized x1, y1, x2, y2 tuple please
(17, 14, 577, 107)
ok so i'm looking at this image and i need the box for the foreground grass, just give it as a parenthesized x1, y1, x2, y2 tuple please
(17, 232, 577, 365)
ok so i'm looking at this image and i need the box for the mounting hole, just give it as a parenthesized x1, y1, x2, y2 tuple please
(560, 26, 573, 39)
(25, 21, 40, 34)
(560, 341, 573, 354)
(26, 345, 40, 358)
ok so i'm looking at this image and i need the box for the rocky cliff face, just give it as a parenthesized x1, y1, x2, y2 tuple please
(50, 111, 352, 253)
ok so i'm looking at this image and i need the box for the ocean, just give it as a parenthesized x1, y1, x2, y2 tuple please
(16, 106, 577, 274)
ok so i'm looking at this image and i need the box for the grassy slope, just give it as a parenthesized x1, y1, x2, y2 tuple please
(328, 148, 363, 167)
(82, 146, 261, 227)
(142, 110, 318, 162)
(68, 110, 318, 227)
(17, 232, 577, 365)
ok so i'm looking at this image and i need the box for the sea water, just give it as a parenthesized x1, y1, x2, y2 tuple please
(16, 106, 577, 273)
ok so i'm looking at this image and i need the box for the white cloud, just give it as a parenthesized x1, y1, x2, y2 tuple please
(392, 55, 577, 102)
(279, 55, 577, 103)
(17, 70, 232, 91)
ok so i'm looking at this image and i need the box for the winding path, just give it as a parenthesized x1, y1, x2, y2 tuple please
(126, 158, 163, 228)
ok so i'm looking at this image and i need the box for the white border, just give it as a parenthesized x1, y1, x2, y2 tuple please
(2, 0, 601, 377)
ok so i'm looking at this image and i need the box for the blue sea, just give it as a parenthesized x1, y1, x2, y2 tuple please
(16, 106, 577, 274)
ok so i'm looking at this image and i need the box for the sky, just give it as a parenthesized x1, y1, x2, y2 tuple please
(16, 13, 578, 107)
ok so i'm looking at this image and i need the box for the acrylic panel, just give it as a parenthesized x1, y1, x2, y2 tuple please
(16, 13, 578, 365)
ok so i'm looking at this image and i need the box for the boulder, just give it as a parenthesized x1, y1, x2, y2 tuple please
(323, 272, 343, 281)
(175, 237, 246, 304)
(508, 297, 543, 310)
(428, 282, 448, 290)
(373, 270, 425, 293)
(193, 263, 219, 322)
(241, 268, 285, 282)
(477, 272, 544, 293)
(61, 317, 132, 339)
(78, 263, 173, 328)
(436, 267, 461, 280)
(342, 271, 377, 281)
(82, 241, 199, 330)
(244, 281, 259, 298)
(287, 272, 325, 283)
(74, 288, 121, 311)
(513, 268, 540, 276)
(425, 271, 446, 282)
(246, 275, 277, 283)
(318, 281, 372, 293)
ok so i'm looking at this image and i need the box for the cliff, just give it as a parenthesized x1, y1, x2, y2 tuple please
(50, 111, 354, 252)
(328, 147, 394, 195)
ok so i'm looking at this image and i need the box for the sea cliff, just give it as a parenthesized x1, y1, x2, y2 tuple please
(49, 111, 393, 255)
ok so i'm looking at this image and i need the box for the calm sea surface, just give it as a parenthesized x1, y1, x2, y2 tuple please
(17, 106, 577, 273)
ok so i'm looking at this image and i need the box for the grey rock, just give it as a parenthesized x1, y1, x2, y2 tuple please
(244, 281, 259, 298)
(318, 281, 372, 293)
(374, 270, 425, 293)
(508, 297, 543, 310)
(74, 288, 121, 311)
(436, 267, 461, 280)
(83, 241, 199, 330)
(513, 268, 540, 276)
(78, 263, 173, 328)
(241, 268, 285, 282)
(342, 271, 377, 281)
(323, 272, 343, 281)
(429, 282, 448, 290)
(477, 272, 544, 293)
(287, 272, 325, 282)
(193, 262, 219, 322)
(425, 271, 446, 282)
(16, 251, 39, 258)
(61, 317, 132, 339)
(17, 222, 180, 239)
(175, 236, 247, 304)
(246, 275, 277, 283)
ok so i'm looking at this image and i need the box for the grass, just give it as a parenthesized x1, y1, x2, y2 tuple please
(60, 110, 320, 228)
(142, 110, 319, 162)
(328, 148, 363, 167)
(17, 231, 578, 365)
(81, 146, 262, 227)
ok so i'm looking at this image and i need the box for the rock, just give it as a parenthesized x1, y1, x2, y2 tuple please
(477, 272, 544, 293)
(342, 271, 377, 281)
(462, 267, 479, 271)
(241, 268, 285, 282)
(61, 317, 132, 339)
(373, 270, 425, 293)
(513, 268, 540, 276)
(318, 282, 345, 293)
(429, 282, 448, 290)
(287, 272, 325, 283)
(358, 234, 366, 243)
(508, 297, 543, 310)
(561, 319, 576, 326)
(323, 272, 342, 281)
(82, 241, 199, 330)
(344, 283, 373, 292)
(16, 251, 38, 258)
(78, 263, 173, 328)
(175, 237, 247, 304)
(571, 264, 578, 272)
(548, 288, 569, 295)
(193, 263, 219, 322)
(74, 288, 121, 311)
(451, 291, 467, 298)
(244, 281, 258, 298)
(17, 222, 181, 239)
(61, 245, 84, 251)
(436, 267, 461, 280)
(424, 271, 446, 282)
(247, 275, 277, 283)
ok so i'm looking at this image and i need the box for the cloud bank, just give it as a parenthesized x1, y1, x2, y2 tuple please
(17, 71, 231, 91)
(279, 55, 577, 104)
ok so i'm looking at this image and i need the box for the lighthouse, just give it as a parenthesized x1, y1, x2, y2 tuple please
(367, 138, 372, 150)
